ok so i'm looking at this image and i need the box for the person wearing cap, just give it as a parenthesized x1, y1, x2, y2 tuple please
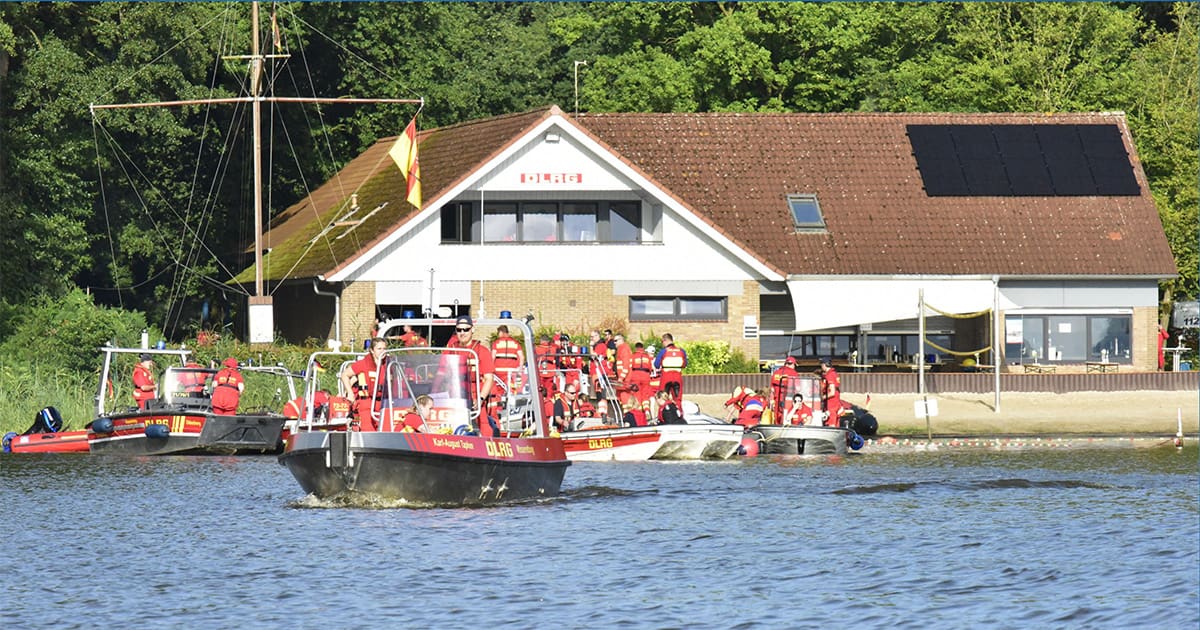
(818, 357, 843, 426)
(132, 353, 158, 409)
(442, 315, 496, 436)
(653, 333, 688, 404)
(341, 337, 389, 430)
(210, 357, 244, 416)
(769, 357, 800, 420)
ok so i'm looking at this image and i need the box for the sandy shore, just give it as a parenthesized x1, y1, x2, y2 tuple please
(691, 390, 1200, 436)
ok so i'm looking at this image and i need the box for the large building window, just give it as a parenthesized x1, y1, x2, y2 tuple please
(1005, 313, 1131, 364)
(630, 296, 727, 321)
(443, 200, 643, 244)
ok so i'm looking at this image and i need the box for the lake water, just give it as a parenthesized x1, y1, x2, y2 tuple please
(2, 445, 1197, 629)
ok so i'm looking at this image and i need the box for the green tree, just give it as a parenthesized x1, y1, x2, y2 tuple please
(1121, 3, 1199, 304)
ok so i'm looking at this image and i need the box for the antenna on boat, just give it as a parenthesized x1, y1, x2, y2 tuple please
(90, 1, 423, 343)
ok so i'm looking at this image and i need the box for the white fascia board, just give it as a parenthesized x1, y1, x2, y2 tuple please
(786, 276, 1017, 332)
(328, 113, 782, 283)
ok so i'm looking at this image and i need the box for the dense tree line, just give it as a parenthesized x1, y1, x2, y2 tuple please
(0, 2, 1195, 341)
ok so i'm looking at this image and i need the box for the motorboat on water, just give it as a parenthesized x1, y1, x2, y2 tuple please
(536, 350, 745, 461)
(277, 317, 570, 506)
(3, 346, 287, 455)
(559, 421, 745, 462)
(739, 375, 874, 456)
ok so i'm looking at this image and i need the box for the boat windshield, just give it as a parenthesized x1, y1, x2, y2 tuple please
(376, 348, 478, 433)
(161, 367, 215, 409)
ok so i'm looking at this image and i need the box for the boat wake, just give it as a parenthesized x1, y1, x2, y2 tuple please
(833, 478, 1111, 495)
(285, 491, 561, 510)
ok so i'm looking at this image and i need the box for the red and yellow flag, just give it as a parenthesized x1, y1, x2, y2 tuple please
(388, 117, 421, 208)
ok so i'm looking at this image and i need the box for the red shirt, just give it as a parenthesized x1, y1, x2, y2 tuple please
(132, 363, 157, 407)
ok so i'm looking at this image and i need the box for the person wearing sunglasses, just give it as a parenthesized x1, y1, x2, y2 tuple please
(444, 315, 496, 436)
(551, 382, 582, 433)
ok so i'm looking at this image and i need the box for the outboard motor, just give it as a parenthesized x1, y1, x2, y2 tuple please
(24, 406, 64, 435)
(847, 406, 878, 436)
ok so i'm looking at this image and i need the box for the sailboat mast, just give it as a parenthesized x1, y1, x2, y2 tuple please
(251, 1, 265, 300)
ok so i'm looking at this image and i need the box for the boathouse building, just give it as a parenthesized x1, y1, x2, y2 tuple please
(236, 106, 1176, 372)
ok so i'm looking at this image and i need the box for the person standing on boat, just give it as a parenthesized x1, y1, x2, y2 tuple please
(654, 333, 687, 404)
(211, 358, 244, 416)
(818, 358, 843, 426)
(769, 357, 800, 419)
(613, 333, 633, 384)
(342, 338, 389, 431)
(443, 316, 496, 436)
(395, 324, 428, 348)
(628, 342, 655, 404)
(132, 353, 158, 409)
(588, 330, 611, 396)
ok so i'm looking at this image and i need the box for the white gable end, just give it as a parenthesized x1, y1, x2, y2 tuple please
(478, 128, 635, 192)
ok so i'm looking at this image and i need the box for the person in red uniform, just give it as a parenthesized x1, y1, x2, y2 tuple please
(210, 357, 244, 416)
(490, 324, 524, 390)
(395, 394, 433, 432)
(652, 389, 685, 424)
(783, 393, 814, 426)
(396, 324, 428, 348)
(769, 357, 799, 418)
(551, 382, 582, 433)
(818, 357, 843, 426)
(653, 333, 688, 404)
(132, 353, 158, 409)
(282, 389, 331, 420)
(341, 338, 389, 431)
(1158, 324, 1170, 370)
(588, 330, 611, 394)
(724, 386, 765, 427)
(180, 361, 208, 396)
(613, 333, 633, 385)
(441, 315, 496, 436)
(534, 334, 558, 398)
(628, 342, 655, 404)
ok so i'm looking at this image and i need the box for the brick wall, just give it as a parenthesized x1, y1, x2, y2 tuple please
(340, 281, 377, 345)
(473, 279, 762, 361)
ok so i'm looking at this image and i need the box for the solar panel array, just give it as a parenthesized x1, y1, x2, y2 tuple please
(907, 124, 1140, 196)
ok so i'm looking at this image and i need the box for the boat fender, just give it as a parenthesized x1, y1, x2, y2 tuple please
(737, 435, 760, 457)
(848, 431, 864, 451)
(145, 424, 170, 439)
(2, 432, 17, 453)
(453, 424, 476, 436)
(92, 418, 115, 434)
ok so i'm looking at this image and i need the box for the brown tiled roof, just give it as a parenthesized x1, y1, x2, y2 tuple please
(575, 111, 1176, 277)
(242, 108, 1176, 283)
(242, 107, 555, 282)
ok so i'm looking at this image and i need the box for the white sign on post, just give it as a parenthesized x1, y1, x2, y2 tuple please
(913, 398, 939, 418)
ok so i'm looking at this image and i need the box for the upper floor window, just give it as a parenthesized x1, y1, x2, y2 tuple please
(444, 200, 643, 244)
(787, 194, 826, 230)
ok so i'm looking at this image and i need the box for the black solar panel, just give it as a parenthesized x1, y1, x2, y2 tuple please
(995, 125, 1055, 195)
(907, 123, 1139, 197)
(907, 125, 969, 195)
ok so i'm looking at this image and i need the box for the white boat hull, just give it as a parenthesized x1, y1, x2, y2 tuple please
(561, 423, 745, 462)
